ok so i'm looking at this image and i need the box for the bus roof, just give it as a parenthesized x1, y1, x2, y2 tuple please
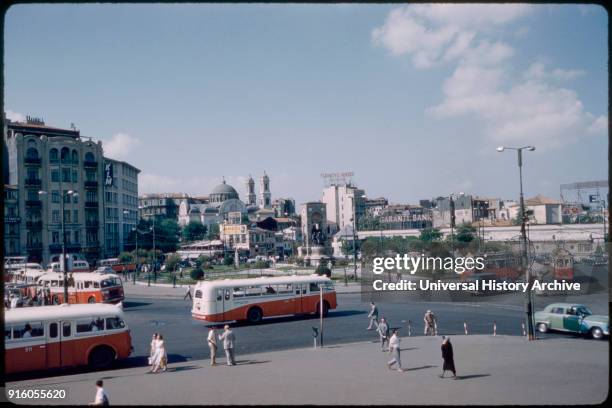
(38, 272, 120, 281)
(194, 274, 332, 289)
(5, 303, 125, 325)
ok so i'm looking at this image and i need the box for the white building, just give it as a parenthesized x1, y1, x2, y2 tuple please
(322, 184, 366, 230)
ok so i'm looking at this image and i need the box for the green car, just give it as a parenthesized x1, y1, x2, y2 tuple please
(534, 303, 609, 340)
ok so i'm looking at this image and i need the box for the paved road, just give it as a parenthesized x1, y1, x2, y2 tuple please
(5, 289, 606, 382)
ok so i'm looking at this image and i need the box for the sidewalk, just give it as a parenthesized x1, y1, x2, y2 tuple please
(6, 335, 608, 405)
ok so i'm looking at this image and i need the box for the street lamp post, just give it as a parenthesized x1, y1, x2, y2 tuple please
(350, 193, 366, 280)
(39, 189, 77, 303)
(497, 145, 536, 340)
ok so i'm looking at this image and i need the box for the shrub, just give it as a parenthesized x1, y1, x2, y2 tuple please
(316, 263, 332, 277)
(190, 267, 204, 281)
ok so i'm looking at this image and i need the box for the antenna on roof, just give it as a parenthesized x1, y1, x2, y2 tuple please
(70, 122, 77, 131)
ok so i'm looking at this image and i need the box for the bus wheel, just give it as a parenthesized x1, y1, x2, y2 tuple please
(316, 301, 330, 317)
(88, 296, 96, 304)
(247, 307, 263, 323)
(52, 295, 60, 305)
(89, 346, 115, 370)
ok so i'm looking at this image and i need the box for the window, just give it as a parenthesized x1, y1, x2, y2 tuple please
(85, 152, 95, 162)
(61, 147, 70, 163)
(13, 322, 44, 339)
(52, 210, 60, 224)
(62, 168, 71, 183)
(245, 286, 262, 297)
(76, 318, 104, 333)
(233, 287, 244, 298)
(26, 147, 39, 159)
(72, 170, 78, 183)
(74, 230, 80, 243)
(73, 210, 79, 224)
(309, 282, 320, 292)
(5, 327, 12, 340)
(49, 148, 59, 162)
(52, 231, 60, 244)
(52, 190, 60, 203)
(51, 169, 60, 182)
(71, 150, 78, 164)
(224, 289, 230, 301)
(277, 284, 292, 295)
(49, 323, 58, 338)
(551, 307, 565, 314)
(63, 322, 71, 337)
(27, 167, 38, 180)
(105, 317, 125, 330)
(27, 189, 38, 201)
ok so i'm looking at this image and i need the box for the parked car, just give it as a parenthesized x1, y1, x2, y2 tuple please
(534, 303, 609, 339)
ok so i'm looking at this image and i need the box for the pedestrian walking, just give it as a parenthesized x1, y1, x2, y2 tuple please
(440, 336, 457, 378)
(10, 295, 18, 309)
(150, 334, 167, 373)
(88, 380, 109, 406)
(207, 326, 218, 366)
(184, 285, 193, 300)
(386, 329, 403, 372)
(424, 310, 437, 336)
(377, 317, 390, 351)
(158, 334, 168, 372)
(367, 302, 379, 330)
(148, 333, 158, 370)
(218, 324, 236, 366)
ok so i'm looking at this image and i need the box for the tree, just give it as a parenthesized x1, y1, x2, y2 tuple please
(118, 252, 133, 263)
(254, 260, 270, 269)
(207, 223, 220, 240)
(190, 267, 204, 281)
(182, 222, 207, 242)
(223, 255, 234, 266)
(164, 253, 182, 272)
(455, 223, 476, 244)
(419, 228, 442, 242)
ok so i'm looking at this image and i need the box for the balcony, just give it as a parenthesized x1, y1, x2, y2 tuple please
(65, 243, 82, 252)
(25, 178, 42, 187)
(26, 220, 43, 230)
(24, 157, 41, 165)
(26, 242, 43, 251)
(84, 160, 98, 168)
(25, 200, 42, 208)
(84, 180, 98, 189)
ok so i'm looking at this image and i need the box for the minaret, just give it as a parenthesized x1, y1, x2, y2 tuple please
(258, 172, 271, 209)
(246, 175, 256, 206)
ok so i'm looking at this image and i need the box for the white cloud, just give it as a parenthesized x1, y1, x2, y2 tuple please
(374, 4, 604, 148)
(372, 4, 530, 68)
(139, 174, 248, 197)
(102, 133, 141, 160)
(5, 110, 26, 122)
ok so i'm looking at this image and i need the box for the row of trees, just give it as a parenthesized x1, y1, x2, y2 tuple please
(122, 220, 222, 254)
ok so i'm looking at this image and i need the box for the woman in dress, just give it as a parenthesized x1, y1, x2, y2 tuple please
(440, 336, 457, 378)
(158, 334, 168, 372)
(148, 333, 158, 371)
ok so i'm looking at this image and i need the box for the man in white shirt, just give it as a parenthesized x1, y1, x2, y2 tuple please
(89, 380, 108, 406)
(207, 327, 218, 366)
(386, 329, 404, 372)
(218, 325, 236, 366)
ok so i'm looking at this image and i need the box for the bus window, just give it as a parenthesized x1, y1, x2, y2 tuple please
(195, 290, 202, 299)
(76, 318, 103, 333)
(309, 282, 319, 292)
(224, 289, 230, 301)
(5, 327, 12, 340)
(105, 316, 125, 330)
(94, 282, 100, 289)
(13, 322, 44, 339)
(62, 322, 71, 337)
(216, 289, 223, 301)
(101, 278, 118, 288)
(278, 284, 292, 295)
(233, 287, 244, 298)
(49, 323, 58, 338)
(245, 286, 262, 297)
(84, 281, 93, 289)
(265, 286, 277, 295)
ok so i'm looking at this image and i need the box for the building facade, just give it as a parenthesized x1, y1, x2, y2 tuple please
(4, 185, 21, 257)
(103, 158, 140, 257)
(4, 117, 106, 266)
(322, 184, 366, 230)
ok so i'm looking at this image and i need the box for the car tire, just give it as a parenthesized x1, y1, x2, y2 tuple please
(590, 327, 604, 340)
(88, 296, 96, 304)
(247, 307, 263, 323)
(537, 323, 548, 333)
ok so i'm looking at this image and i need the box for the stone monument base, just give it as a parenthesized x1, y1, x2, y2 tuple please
(298, 245, 330, 267)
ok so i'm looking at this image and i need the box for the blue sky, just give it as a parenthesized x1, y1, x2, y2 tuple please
(4, 4, 608, 206)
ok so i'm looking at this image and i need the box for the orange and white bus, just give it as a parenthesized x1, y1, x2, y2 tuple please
(4, 303, 132, 374)
(98, 258, 137, 274)
(191, 275, 337, 323)
(37, 272, 125, 305)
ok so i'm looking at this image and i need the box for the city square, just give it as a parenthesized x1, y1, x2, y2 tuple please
(2, 3, 609, 406)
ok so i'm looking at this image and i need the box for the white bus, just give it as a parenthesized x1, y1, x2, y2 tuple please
(37, 272, 125, 304)
(191, 275, 337, 323)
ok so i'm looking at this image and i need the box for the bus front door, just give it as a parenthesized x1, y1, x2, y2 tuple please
(46, 322, 61, 369)
(295, 284, 307, 314)
(217, 289, 230, 321)
(59, 321, 75, 367)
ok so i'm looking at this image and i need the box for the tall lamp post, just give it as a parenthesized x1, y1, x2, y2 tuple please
(39, 189, 78, 303)
(497, 145, 536, 340)
(349, 193, 367, 280)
